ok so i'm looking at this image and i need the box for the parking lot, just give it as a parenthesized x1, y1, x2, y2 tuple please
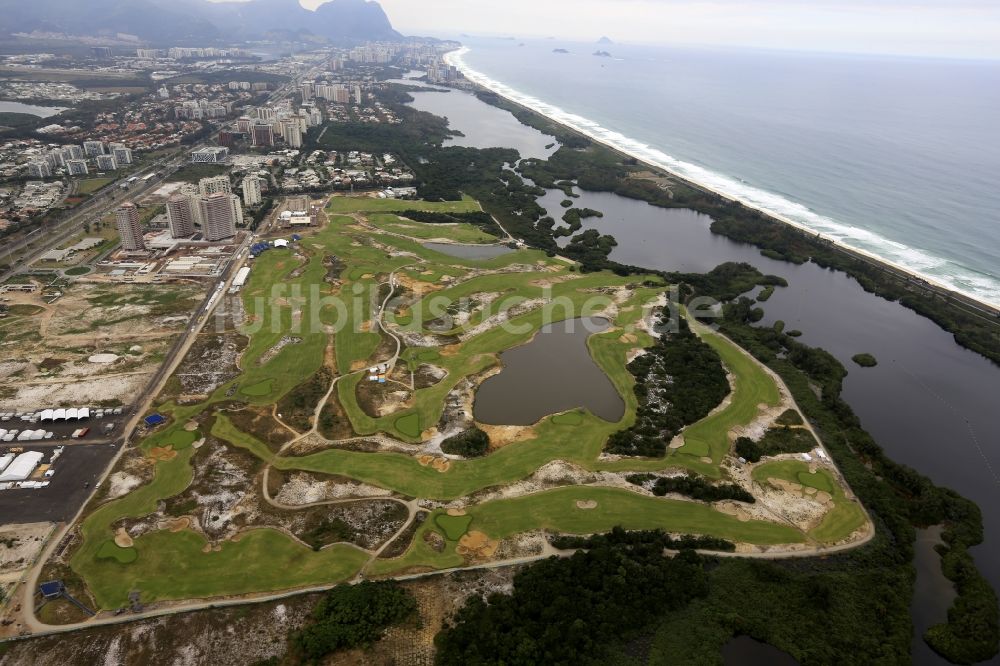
(0, 443, 121, 523)
(0, 408, 128, 443)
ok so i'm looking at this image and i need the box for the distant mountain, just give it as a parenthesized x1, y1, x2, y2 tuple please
(0, 0, 220, 42)
(0, 0, 401, 44)
(596, 36, 614, 45)
(187, 0, 401, 42)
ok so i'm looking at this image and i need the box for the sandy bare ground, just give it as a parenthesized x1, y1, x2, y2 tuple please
(0, 524, 54, 574)
(0, 282, 203, 409)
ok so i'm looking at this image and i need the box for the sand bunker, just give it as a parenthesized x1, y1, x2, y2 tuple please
(114, 527, 133, 548)
(163, 517, 190, 533)
(716, 502, 753, 522)
(619, 333, 638, 343)
(456, 531, 500, 559)
(575, 500, 598, 509)
(476, 422, 536, 448)
(418, 455, 452, 472)
(184, 421, 199, 432)
(88, 353, 120, 364)
(148, 446, 178, 462)
(446, 508, 467, 516)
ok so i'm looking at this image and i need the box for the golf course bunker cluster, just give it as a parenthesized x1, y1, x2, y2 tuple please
(43, 193, 872, 617)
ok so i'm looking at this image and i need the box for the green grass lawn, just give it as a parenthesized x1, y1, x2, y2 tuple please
(368, 213, 496, 244)
(96, 540, 137, 564)
(75, 177, 115, 195)
(85, 528, 368, 609)
(370, 487, 804, 576)
(326, 194, 480, 214)
(241, 379, 274, 397)
(434, 514, 472, 540)
(752, 460, 867, 544)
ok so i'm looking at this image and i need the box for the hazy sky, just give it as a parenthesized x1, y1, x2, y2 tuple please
(297, 0, 1000, 59)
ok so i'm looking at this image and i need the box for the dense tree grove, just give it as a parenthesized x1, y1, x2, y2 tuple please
(435, 537, 710, 665)
(276, 366, 331, 432)
(289, 581, 417, 662)
(550, 527, 736, 552)
(399, 210, 503, 236)
(606, 318, 729, 457)
(735, 426, 817, 463)
(627, 472, 755, 503)
(440, 427, 490, 458)
(556, 207, 603, 236)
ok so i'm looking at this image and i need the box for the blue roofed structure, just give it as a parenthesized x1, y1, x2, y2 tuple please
(144, 413, 166, 427)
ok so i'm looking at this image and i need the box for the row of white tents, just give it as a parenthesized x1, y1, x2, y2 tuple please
(38, 407, 90, 421)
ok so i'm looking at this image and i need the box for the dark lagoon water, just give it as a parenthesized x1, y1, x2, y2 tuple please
(422, 242, 513, 260)
(411, 84, 1000, 664)
(405, 86, 557, 161)
(473, 317, 624, 425)
(912, 526, 960, 665)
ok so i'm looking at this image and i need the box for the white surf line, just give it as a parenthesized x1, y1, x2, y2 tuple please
(444, 47, 1000, 311)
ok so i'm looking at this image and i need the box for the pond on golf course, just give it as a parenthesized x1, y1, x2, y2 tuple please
(423, 242, 514, 260)
(473, 316, 624, 425)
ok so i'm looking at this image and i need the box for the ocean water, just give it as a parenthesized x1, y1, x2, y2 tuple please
(447, 40, 1000, 308)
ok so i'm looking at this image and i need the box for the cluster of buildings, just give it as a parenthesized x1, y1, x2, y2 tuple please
(26, 140, 134, 178)
(115, 173, 258, 252)
(306, 81, 363, 105)
(0, 80, 110, 104)
(231, 103, 323, 150)
(32, 90, 219, 154)
(129, 46, 251, 63)
(173, 99, 232, 121)
(0, 180, 65, 226)
(348, 43, 399, 64)
(426, 59, 463, 85)
(227, 80, 271, 92)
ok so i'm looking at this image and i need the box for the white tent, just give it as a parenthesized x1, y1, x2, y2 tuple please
(0, 451, 44, 482)
(40, 409, 54, 421)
